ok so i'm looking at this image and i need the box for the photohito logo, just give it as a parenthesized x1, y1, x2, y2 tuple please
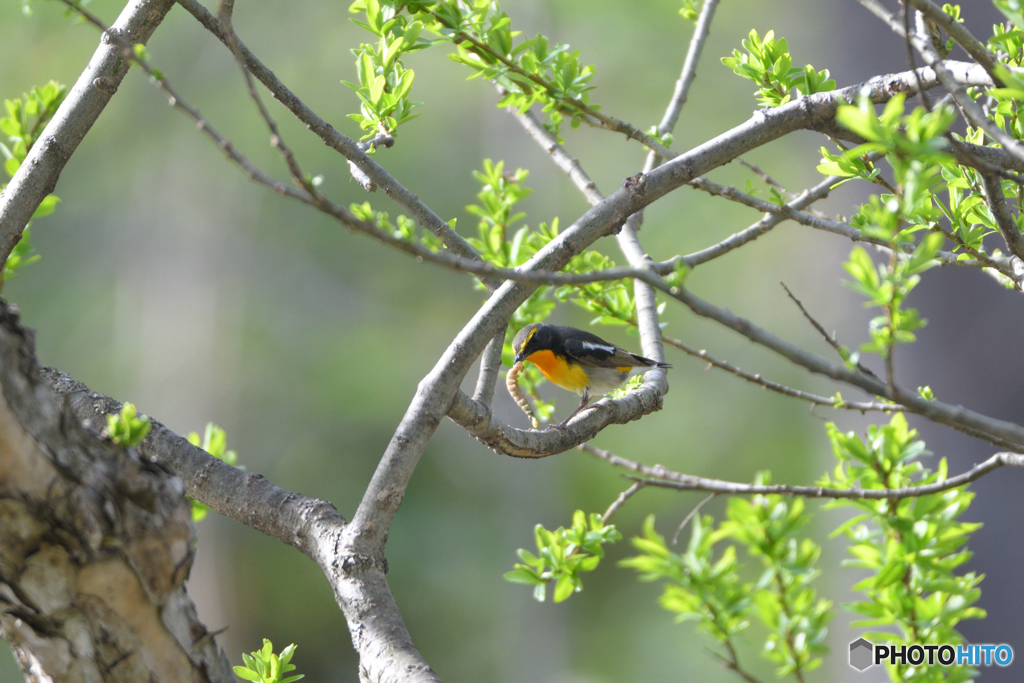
(849, 638, 1014, 671)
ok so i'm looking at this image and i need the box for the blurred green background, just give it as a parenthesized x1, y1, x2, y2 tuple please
(1, 1, 1017, 682)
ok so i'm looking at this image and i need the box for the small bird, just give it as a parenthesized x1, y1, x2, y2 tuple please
(512, 322, 671, 427)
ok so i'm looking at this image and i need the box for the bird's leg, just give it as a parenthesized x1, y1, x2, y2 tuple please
(555, 390, 591, 429)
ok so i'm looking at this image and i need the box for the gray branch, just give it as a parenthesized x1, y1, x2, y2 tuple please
(0, 0, 176, 266)
(174, 0, 490, 277)
(980, 173, 1024, 260)
(582, 443, 1024, 500)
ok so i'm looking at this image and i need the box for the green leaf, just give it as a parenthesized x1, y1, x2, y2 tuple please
(233, 667, 262, 682)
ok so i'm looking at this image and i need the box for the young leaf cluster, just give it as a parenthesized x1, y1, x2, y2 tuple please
(623, 496, 831, 679)
(722, 30, 835, 107)
(822, 414, 983, 683)
(235, 639, 303, 683)
(1, 81, 67, 285)
(620, 514, 751, 645)
(1, 228, 40, 291)
(352, 1, 598, 142)
(504, 510, 621, 603)
(843, 235, 939, 359)
(346, 0, 426, 141)
(827, 95, 956, 359)
(105, 402, 151, 447)
(720, 479, 832, 678)
(679, 0, 700, 21)
(428, 1, 597, 141)
(348, 201, 444, 253)
(1, 80, 67, 178)
(187, 423, 239, 522)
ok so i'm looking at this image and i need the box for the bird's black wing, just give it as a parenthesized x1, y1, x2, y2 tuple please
(563, 335, 651, 369)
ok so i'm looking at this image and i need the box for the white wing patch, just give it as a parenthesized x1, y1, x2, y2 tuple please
(580, 341, 616, 355)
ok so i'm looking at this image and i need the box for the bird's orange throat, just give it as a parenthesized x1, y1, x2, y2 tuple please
(525, 349, 589, 393)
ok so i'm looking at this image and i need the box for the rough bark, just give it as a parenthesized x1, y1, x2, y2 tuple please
(0, 302, 233, 682)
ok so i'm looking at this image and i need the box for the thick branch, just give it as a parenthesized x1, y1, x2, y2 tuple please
(0, 0, 176, 266)
(44, 370, 347, 554)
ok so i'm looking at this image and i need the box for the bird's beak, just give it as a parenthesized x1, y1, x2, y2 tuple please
(514, 352, 525, 364)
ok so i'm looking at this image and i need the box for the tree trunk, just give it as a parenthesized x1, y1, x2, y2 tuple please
(0, 301, 232, 683)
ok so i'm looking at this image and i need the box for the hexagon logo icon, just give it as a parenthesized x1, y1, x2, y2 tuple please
(849, 638, 874, 671)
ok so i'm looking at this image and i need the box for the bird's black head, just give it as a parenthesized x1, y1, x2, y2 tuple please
(512, 323, 558, 364)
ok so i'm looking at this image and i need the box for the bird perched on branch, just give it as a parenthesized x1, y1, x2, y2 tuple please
(512, 323, 671, 428)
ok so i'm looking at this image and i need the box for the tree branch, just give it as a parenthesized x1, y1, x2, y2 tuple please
(906, 0, 1003, 86)
(582, 442, 1024, 500)
(173, 0, 492, 281)
(0, 0, 176, 266)
(858, 0, 1024, 164)
(657, 282, 1024, 450)
(980, 172, 1024, 260)
(657, 0, 721, 136)
(661, 334, 900, 412)
(683, 174, 846, 266)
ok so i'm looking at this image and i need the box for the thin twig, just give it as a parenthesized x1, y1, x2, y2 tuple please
(219, 12, 312, 194)
(688, 175, 1014, 277)
(737, 158, 789, 194)
(779, 282, 881, 381)
(601, 481, 646, 523)
(661, 334, 900, 412)
(710, 641, 766, 683)
(671, 493, 716, 545)
(656, 0, 721, 136)
(682, 175, 845, 267)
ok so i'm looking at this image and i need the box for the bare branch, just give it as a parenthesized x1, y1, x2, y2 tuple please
(672, 492, 717, 545)
(583, 442, 1024, 500)
(780, 282, 882, 380)
(601, 481, 647, 522)
(448, 386, 666, 458)
(683, 175, 846, 267)
(661, 334, 900, 412)
(738, 158, 791, 195)
(657, 0, 721, 135)
(656, 281, 1024, 450)
(472, 328, 507, 405)
(0, 0, 176, 266)
(505, 103, 603, 205)
(45, 369, 348, 552)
